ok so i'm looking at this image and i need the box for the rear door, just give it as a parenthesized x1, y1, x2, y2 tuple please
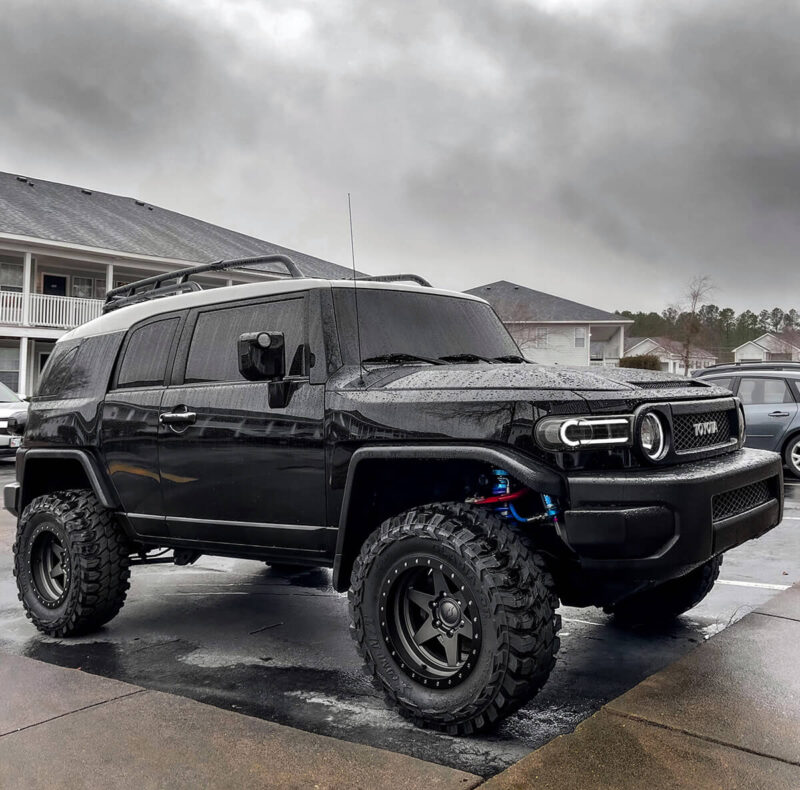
(737, 375, 799, 451)
(157, 293, 328, 553)
(101, 312, 184, 538)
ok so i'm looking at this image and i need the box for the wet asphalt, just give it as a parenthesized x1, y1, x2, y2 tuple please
(0, 459, 798, 779)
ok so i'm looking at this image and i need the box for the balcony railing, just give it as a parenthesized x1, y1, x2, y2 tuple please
(0, 292, 104, 330)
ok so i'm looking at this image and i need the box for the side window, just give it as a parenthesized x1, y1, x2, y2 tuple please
(116, 318, 180, 389)
(738, 377, 793, 405)
(706, 376, 733, 390)
(184, 297, 307, 384)
(574, 327, 586, 349)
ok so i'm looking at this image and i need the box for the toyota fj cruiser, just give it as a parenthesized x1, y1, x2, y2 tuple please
(6, 255, 784, 735)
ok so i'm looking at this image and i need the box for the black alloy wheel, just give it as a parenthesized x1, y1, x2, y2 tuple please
(29, 529, 70, 605)
(382, 556, 481, 686)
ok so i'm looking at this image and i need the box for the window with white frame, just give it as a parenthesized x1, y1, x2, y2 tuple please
(0, 346, 20, 392)
(575, 327, 587, 348)
(0, 256, 24, 293)
(533, 327, 548, 348)
(72, 276, 106, 300)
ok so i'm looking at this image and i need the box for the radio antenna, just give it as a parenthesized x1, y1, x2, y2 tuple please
(348, 193, 366, 386)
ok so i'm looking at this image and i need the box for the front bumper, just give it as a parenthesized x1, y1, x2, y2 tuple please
(561, 448, 783, 581)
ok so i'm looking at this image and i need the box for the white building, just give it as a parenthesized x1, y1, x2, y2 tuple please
(624, 336, 717, 375)
(733, 332, 800, 363)
(0, 172, 354, 395)
(466, 280, 631, 367)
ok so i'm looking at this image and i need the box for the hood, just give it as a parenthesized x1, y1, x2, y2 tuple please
(0, 400, 28, 418)
(334, 363, 732, 411)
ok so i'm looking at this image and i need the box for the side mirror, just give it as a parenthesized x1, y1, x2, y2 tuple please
(238, 331, 285, 382)
(7, 410, 28, 436)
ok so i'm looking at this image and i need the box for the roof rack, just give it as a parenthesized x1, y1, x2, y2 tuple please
(102, 254, 304, 313)
(102, 253, 434, 314)
(356, 273, 432, 287)
(693, 360, 800, 376)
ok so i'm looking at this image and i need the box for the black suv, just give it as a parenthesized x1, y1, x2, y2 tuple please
(6, 256, 784, 735)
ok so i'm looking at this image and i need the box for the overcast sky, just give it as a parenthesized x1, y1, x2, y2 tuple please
(1, 0, 799, 312)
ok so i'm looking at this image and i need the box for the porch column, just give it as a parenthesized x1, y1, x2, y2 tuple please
(618, 327, 624, 362)
(22, 252, 32, 326)
(106, 262, 115, 296)
(18, 337, 28, 397)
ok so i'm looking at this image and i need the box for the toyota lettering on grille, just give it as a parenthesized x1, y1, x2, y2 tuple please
(694, 420, 718, 437)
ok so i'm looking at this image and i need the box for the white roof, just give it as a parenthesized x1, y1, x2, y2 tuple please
(63, 279, 488, 340)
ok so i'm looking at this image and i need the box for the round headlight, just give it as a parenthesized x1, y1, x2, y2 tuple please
(639, 412, 666, 460)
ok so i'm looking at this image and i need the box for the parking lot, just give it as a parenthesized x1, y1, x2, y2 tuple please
(1, 458, 797, 779)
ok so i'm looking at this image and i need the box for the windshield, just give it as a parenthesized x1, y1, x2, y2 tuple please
(0, 381, 21, 402)
(333, 288, 521, 364)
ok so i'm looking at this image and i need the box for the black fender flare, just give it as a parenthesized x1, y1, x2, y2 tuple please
(331, 444, 565, 591)
(18, 448, 120, 511)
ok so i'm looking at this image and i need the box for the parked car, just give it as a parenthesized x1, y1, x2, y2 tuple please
(695, 364, 800, 478)
(6, 255, 784, 735)
(0, 382, 28, 457)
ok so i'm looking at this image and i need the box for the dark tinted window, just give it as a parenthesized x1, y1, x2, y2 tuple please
(738, 376, 794, 405)
(333, 288, 520, 364)
(185, 297, 307, 383)
(116, 318, 180, 388)
(38, 332, 125, 399)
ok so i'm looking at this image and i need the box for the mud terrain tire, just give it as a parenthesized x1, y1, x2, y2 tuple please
(13, 490, 131, 637)
(609, 556, 723, 625)
(349, 503, 561, 735)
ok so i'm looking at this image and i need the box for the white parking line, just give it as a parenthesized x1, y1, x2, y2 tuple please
(783, 516, 800, 521)
(717, 579, 790, 591)
(562, 617, 604, 627)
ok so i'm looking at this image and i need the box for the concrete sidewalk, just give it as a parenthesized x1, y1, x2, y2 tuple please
(486, 583, 800, 789)
(0, 654, 481, 790)
(2, 585, 799, 789)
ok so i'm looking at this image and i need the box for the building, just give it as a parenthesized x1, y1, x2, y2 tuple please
(733, 332, 800, 363)
(0, 171, 355, 395)
(466, 280, 631, 367)
(623, 336, 717, 374)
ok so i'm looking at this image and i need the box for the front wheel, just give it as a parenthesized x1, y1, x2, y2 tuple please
(784, 434, 800, 479)
(13, 490, 131, 637)
(608, 556, 722, 626)
(349, 504, 561, 735)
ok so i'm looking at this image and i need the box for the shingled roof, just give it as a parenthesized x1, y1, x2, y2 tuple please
(466, 280, 630, 323)
(0, 171, 356, 279)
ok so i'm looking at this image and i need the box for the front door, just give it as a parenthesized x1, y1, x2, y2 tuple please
(738, 375, 799, 451)
(42, 274, 67, 297)
(157, 294, 328, 554)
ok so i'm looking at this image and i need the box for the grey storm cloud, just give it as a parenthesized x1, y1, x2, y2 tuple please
(1, 0, 799, 313)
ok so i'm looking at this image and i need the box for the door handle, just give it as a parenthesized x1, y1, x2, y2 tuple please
(768, 411, 790, 418)
(159, 411, 197, 425)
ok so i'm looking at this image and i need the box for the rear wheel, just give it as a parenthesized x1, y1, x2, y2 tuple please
(13, 490, 131, 637)
(784, 435, 800, 479)
(608, 556, 722, 625)
(349, 503, 561, 735)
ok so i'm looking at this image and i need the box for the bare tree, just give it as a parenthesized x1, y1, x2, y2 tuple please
(678, 275, 715, 376)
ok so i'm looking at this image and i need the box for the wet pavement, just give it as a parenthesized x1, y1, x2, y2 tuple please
(0, 457, 798, 779)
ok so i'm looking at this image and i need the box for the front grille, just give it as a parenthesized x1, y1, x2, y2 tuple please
(672, 409, 735, 452)
(712, 480, 772, 522)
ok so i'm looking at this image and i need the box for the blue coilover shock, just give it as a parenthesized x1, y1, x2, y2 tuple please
(491, 468, 512, 518)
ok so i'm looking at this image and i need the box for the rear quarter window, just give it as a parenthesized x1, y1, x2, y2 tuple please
(37, 332, 125, 399)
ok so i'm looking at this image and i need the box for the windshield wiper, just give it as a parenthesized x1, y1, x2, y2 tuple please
(361, 353, 445, 366)
(493, 354, 529, 364)
(438, 353, 494, 364)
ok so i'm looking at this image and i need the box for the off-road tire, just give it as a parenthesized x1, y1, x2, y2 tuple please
(783, 434, 800, 479)
(609, 555, 723, 625)
(349, 503, 561, 735)
(13, 490, 131, 637)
